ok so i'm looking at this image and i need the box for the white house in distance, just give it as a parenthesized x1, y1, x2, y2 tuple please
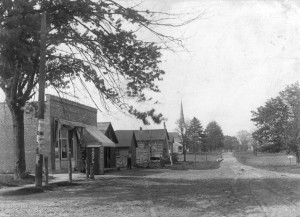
(168, 132, 183, 154)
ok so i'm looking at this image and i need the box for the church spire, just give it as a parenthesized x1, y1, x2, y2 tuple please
(179, 101, 185, 129)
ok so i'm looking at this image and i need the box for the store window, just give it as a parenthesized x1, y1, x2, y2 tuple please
(59, 129, 69, 159)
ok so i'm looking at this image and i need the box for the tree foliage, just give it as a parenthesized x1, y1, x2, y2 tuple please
(251, 82, 300, 160)
(0, 0, 197, 174)
(0, 0, 175, 121)
(236, 130, 253, 151)
(204, 121, 224, 152)
(223, 135, 239, 152)
(185, 117, 204, 153)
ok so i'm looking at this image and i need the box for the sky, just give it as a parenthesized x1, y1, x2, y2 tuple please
(1, 0, 300, 136)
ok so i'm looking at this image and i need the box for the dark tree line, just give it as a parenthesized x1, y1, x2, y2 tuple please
(179, 118, 225, 153)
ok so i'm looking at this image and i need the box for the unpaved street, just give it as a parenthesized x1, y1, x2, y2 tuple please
(1, 153, 300, 217)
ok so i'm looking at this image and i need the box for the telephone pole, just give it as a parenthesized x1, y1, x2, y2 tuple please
(35, 10, 47, 187)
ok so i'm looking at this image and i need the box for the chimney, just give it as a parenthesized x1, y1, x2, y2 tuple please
(140, 127, 142, 130)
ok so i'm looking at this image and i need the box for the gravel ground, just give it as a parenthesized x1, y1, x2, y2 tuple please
(0, 153, 300, 217)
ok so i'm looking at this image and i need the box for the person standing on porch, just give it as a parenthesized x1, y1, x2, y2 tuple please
(127, 152, 132, 170)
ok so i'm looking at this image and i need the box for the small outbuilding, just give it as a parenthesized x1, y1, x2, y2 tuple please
(115, 130, 138, 167)
(134, 129, 170, 166)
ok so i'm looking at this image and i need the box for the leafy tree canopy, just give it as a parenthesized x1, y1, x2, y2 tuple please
(186, 117, 204, 152)
(251, 82, 300, 157)
(204, 121, 224, 152)
(251, 96, 288, 152)
(236, 130, 253, 151)
(0, 0, 195, 124)
(223, 135, 239, 151)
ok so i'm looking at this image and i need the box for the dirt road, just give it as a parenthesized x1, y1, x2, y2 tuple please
(0, 153, 300, 217)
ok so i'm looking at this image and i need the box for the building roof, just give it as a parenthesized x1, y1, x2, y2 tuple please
(97, 122, 118, 143)
(115, 130, 137, 148)
(97, 122, 111, 134)
(133, 129, 169, 141)
(173, 141, 183, 147)
(83, 125, 115, 147)
(168, 132, 182, 143)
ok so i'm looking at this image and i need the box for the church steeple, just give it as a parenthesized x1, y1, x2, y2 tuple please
(179, 101, 185, 130)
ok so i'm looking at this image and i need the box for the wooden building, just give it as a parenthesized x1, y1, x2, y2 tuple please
(134, 129, 170, 166)
(115, 130, 137, 167)
(168, 132, 183, 154)
(97, 122, 118, 168)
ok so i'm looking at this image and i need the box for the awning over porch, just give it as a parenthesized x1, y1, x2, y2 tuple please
(83, 125, 115, 148)
(58, 119, 86, 128)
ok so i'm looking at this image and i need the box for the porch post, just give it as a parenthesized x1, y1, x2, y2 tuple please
(68, 144, 72, 183)
(99, 146, 104, 175)
(90, 148, 95, 179)
(85, 148, 89, 179)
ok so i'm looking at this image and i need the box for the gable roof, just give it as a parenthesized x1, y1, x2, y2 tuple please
(115, 130, 137, 148)
(83, 125, 115, 147)
(168, 132, 182, 143)
(134, 129, 169, 141)
(97, 122, 111, 134)
(97, 122, 118, 143)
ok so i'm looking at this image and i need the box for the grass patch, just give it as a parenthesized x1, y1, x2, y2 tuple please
(170, 161, 221, 170)
(1, 187, 44, 196)
(235, 151, 300, 174)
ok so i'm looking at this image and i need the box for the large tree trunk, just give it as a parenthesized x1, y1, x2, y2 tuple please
(8, 103, 26, 178)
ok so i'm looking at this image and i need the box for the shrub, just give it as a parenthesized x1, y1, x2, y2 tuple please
(160, 153, 179, 165)
(171, 153, 179, 163)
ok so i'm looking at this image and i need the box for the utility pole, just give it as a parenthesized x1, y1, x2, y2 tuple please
(35, 10, 47, 187)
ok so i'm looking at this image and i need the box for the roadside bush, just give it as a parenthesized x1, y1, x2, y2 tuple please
(171, 153, 179, 163)
(160, 154, 170, 166)
(160, 153, 179, 165)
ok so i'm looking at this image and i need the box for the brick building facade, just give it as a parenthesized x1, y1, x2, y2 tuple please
(0, 103, 37, 173)
(0, 95, 115, 174)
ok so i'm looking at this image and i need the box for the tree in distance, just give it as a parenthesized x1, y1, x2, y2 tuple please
(185, 117, 204, 153)
(0, 0, 200, 176)
(236, 130, 253, 152)
(204, 121, 224, 152)
(223, 135, 239, 152)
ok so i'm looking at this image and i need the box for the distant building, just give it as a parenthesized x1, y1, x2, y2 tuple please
(169, 132, 183, 154)
(115, 130, 137, 167)
(134, 128, 169, 166)
(97, 122, 118, 168)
